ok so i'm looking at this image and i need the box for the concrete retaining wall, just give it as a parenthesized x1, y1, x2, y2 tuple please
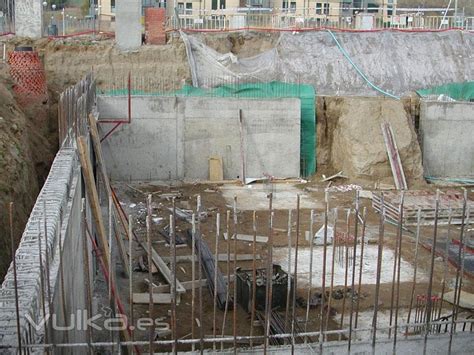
(98, 96, 301, 181)
(0, 147, 89, 353)
(420, 100, 474, 178)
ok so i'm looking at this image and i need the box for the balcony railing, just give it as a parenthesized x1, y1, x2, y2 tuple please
(168, 10, 474, 32)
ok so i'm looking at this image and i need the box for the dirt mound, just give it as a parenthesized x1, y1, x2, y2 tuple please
(319, 96, 423, 186)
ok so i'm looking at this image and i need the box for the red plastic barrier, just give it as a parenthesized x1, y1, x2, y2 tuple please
(8, 49, 49, 106)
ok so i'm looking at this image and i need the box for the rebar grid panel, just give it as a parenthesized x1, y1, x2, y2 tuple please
(0, 148, 78, 349)
(58, 73, 96, 148)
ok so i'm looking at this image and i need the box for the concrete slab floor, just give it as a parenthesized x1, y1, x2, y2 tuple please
(273, 245, 425, 288)
(220, 183, 322, 211)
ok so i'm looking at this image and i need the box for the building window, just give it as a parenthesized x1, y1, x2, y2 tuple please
(323, 3, 329, 15)
(342, 1, 351, 12)
(283, 1, 293, 12)
(177, 2, 192, 14)
(316, 3, 329, 15)
(290, 2, 296, 12)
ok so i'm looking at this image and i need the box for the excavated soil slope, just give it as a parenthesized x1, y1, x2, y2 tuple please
(317, 96, 423, 185)
(0, 71, 41, 278)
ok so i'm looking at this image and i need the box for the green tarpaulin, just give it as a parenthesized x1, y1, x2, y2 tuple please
(417, 82, 474, 102)
(101, 81, 316, 177)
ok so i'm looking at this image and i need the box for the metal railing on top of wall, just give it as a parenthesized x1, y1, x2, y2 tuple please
(168, 12, 474, 32)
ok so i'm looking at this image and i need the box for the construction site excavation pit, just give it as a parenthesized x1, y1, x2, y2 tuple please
(1, 14, 474, 353)
(0, 71, 472, 354)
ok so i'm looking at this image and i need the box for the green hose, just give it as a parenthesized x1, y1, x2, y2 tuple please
(327, 30, 401, 100)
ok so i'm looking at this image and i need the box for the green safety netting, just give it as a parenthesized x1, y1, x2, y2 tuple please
(101, 81, 316, 177)
(416, 81, 474, 102)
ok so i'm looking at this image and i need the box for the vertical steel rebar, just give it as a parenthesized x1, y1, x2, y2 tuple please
(9, 202, 22, 354)
(249, 211, 257, 348)
(197, 196, 204, 353)
(388, 191, 404, 339)
(304, 209, 315, 341)
(191, 213, 196, 352)
(128, 215, 134, 349)
(348, 191, 360, 352)
(146, 194, 154, 354)
(423, 190, 440, 355)
(233, 196, 238, 354)
(290, 195, 301, 354)
(284, 209, 292, 333)
(393, 191, 405, 352)
(406, 209, 422, 336)
(213, 213, 220, 351)
(264, 193, 274, 351)
(42, 200, 53, 349)
(171, 200, 178, 354)
(372, 193, 385, 354)
(454, 203, 470, 333)
(355, 207, 368, 330)
(108, 196, 114, 353)
(437, 207, 453, 331)
(325, 207, 338, 335)
(36, 219, 49, 354)
(320, 191, 329, 349)
(340, 208, 351, 339)
(81, 199, 93, 355)
(448, 195, 467, 354)
(221, 210, 231, 351)
(57, 209, 69, 344)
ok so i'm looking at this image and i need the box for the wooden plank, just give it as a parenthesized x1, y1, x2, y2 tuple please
(88, 114, 130, 277)
(77, 136, 110, 271)
(162, 254, 261, 263)
(321, 171, 348, 182)
(381, 122, 407, 190)
(153, 275, 235, 293)
(223, 233, 268, 243)
(189, 229, 230, 310)
(443, 290, 474, 310)
(150, 247, 186, 293)
(133, 293, 181, 305)
(209, 156, 224, 181)
(387, 124, 408, 190)
(78, 136, 133, 346)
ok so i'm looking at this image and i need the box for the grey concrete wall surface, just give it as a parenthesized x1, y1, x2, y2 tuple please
(420, 100, 474, 178)
(98, 96, 301, 181)
(0, 147, 89, 353)
(115, 0, 142, 51)
(15, 0, 43, 38)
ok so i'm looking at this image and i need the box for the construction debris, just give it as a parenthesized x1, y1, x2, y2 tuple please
(223, 233, 268, 243)
(373, 190, 473, 225)
(133, 292, 181, 305)
(187, 229, 231, 310)
(322, 171, 348, 182)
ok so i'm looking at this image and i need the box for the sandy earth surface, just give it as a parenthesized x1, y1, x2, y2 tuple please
(103, 179, 474, 352)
